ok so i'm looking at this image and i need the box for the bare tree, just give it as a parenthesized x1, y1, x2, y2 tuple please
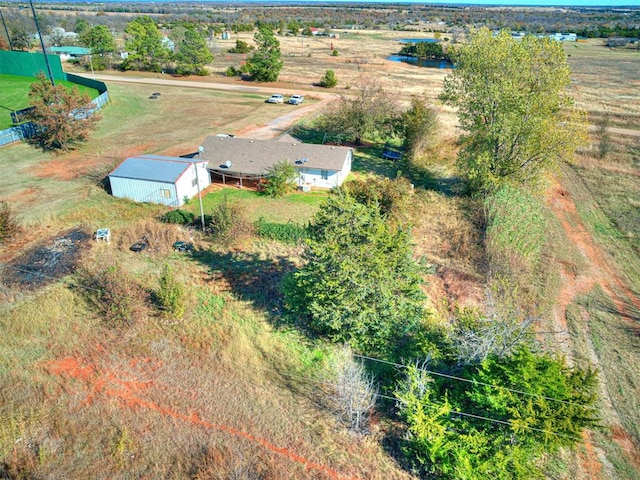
(329, 346, 378, 433)
(452, 291, 536, 365)
(318, 79, 401, 145)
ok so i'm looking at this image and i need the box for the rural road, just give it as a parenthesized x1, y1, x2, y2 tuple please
(82, 73, 640, 139)
(82, 73, 337, 140)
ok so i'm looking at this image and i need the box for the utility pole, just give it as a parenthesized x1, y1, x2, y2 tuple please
(196, 146, 207, 231)
(0, 9, 13, 51)
(29, 0, 56, 86)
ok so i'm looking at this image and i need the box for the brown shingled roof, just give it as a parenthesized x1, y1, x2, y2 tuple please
(199, 136, 352, 177)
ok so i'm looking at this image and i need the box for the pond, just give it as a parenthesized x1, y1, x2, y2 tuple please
(398, 38, 440, 43)
(387, 54, 454, 69)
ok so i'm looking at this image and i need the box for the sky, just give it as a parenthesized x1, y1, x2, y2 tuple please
(75, 0, 640, 7)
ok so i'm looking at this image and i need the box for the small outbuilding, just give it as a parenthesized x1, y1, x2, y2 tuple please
(199, 135, 353, 190)
(109, 155, 210, 206)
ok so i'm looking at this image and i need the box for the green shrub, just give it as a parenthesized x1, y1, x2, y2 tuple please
(228, 39, 253, 54)
(157, 264, 187, 319)
(262, 160, 297, 198)
(161, 209, 195, 225)
(208, 196, 252, 243)
(254, 218, 306, 244)
(332, 49, 339, 56)
(83, 260, 147, 327)
(225, 66, 240, 77)
(0, 201, 21, 245)
(319, 69, 337, 88)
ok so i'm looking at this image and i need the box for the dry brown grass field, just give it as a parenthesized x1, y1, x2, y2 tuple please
(1, 27, 639, 479)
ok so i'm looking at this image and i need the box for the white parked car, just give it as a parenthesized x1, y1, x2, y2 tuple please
(266, 94, 284, 103)
(288, 94, 304, 105)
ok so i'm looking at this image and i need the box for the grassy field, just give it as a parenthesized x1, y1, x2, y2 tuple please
(1, 28, 639, 479)
(0, 74, 100, 130)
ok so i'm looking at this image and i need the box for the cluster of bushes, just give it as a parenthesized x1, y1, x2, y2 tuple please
(254, 218, 305, 245)
(81, 257, 188, 326)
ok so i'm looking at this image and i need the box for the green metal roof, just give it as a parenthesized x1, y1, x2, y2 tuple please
(48, 46, 91, 56)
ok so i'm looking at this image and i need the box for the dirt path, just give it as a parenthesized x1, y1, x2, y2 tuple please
(549, 181, 640, 477)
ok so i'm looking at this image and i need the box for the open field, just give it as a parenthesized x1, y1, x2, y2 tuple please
(1, 25, 640, 480)
(0, 74, 100, 130)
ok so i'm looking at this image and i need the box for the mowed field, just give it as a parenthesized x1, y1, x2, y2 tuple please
(1, 31, 639, 479)
(0, 74, 100, 130)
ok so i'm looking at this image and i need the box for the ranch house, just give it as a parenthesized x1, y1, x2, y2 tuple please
(199, 135, 353, 190)
(108, 155, 210, 206)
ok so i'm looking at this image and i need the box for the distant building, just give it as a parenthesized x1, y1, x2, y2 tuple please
(109, 155, 210, 206)
(46, 46, 90, 60)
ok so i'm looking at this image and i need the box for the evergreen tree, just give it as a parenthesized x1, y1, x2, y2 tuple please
(246, 25, 283, 82)
(123, 16, 171, 72)
(282, 194, 427, 358)
(175, 25, 213, 75)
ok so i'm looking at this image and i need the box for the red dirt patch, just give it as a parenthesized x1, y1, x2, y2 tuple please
(610, 425, 640, 469)
(32, 153, 103, 181)
(44, 356, 362, 480)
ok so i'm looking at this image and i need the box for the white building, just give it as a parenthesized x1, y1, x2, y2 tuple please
(109, 155, 210, 206)
(199, 135, 353, 190)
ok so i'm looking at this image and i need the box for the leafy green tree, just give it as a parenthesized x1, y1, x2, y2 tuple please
(80, 25, 116, 55)
(123, 16, 171, 72)
(400, 97, 439, 159)
(80, 24, 116, 69)
(396, 345, 599, 479)
(26, 72, 100, 152)
(246, 25, 283, 82)
(175, 25, 213, 75)
(74, 18, 90, 36)
(440, 28, 588, 194)
(319, 69, 337, 88)
(318, 80, 400, 145)
(9, 24, 31, 51)
(263, 160, 297, 198)
(282, 194, 427, 357)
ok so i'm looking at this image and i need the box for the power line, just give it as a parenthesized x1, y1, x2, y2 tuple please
(353, 353, 597, 411)
(265, 368, 639, 457)
(2, 261, 640, 427)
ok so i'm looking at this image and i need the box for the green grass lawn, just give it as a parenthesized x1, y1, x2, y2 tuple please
(184, 187, 328, 224)
(0, 74, 99, 130)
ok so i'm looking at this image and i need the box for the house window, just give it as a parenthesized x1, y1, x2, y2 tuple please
(321, 170, 329, 180)
(192, 178, 198, 187)
(160, 189, 171, 198)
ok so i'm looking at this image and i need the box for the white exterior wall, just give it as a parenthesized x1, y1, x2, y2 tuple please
(296, 152, 352, 189)
(175, 162, 210, 205)
(109, 177, 179, 206)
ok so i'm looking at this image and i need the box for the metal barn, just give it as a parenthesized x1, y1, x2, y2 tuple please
(108, 155, 210, 207)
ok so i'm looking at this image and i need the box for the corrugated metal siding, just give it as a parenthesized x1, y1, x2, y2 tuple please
(109, 177, 179, 206)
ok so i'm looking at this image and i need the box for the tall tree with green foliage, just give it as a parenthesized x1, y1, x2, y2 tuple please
(26, 72, 100, 152)
(123, 16, 171, 72)
(174, 25, 213, 75)
(440, 28, 588, 194)
(246, 25, 283, 82)
(80, 25, 116, 55)
(396, 345, 599, 479)
(400, 97, 439, 160)
(282, 194, 427, 358)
